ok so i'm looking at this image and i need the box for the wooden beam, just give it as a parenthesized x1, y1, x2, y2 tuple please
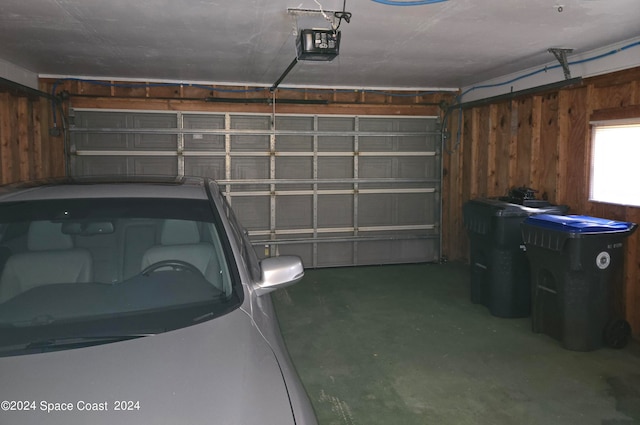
(17, 97, 31, 182)
(442, 104, 466, 261)
(32, 98, 44, 179)
(590, 104, 640, 122)
(585, 83, 598, 216)
(539, 94, 559, 202)
(507, 99, 518, 190)
(556, 91, 569, 203)
(453, 109, 466, 261)
(469, 108, 481, 198)
(0, 93, 18, 184)
(556, 87, 589, 212)
(486, 104, 498, 196)
(529, 96, 542, 190)
(493, 101, 511, 196)
(67, 96, 442, 117)
(514, 98, 532, 188)
(587, 66, 640, 88)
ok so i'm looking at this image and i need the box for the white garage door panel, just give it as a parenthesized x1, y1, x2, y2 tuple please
(317, 242, 354, 267)
(232, 196, 271, 230)
(276, 196, 313, 229)
(76, 156, 178, 176)
(184, 157, 225, 179)
(70, 109, 441, 267)
(318, 195, 353, 227)
(357, 239, 437, 264)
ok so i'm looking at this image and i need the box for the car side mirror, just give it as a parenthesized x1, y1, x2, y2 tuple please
(254, 256, 304, 296)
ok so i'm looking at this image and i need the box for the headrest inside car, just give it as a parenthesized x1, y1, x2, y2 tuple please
(161, 220, 200, 245)
(28, 221, 74, 251)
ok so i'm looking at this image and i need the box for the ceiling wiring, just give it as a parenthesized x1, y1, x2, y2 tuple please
(334, 0, 352, 30)
(442, 38, 640, 154)
(459, 39, 640, 101)
(293, 0, 351, 31)
(312, 0, 335, 28)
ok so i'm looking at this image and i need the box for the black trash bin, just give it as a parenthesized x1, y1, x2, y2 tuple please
(462, 198, 568, 318)
(521, 214, 637, 351)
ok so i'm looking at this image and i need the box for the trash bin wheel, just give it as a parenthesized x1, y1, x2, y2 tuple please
(603, 319, 632, 349)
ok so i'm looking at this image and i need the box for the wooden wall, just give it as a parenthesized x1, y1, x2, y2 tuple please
(442, 66, 640, 338)
(0, 85, 65, 183)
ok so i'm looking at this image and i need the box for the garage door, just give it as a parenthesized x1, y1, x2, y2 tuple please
(69, 109, 441, 267)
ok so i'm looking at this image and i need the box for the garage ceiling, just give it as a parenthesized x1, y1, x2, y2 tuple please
(1, 0, 639, 90)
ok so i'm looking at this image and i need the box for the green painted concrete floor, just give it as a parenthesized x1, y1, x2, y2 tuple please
(272, 262, 640, 425)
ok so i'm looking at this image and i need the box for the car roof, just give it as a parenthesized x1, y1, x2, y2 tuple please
(0, 176, 215, 202)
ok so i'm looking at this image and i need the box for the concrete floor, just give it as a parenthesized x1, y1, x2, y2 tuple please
(272, 262, 640, 425)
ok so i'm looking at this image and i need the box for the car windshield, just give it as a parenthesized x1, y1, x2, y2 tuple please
(0, 196, 242, 355)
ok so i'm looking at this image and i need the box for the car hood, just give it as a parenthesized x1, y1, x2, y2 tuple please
(0, 308, 295, 425)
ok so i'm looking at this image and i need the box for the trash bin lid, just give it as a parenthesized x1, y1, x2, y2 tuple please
(524, 214, 635, 234)
(465, 198, 554, 217)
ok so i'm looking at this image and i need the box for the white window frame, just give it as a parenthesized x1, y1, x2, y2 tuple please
(589, 118, 640, 207)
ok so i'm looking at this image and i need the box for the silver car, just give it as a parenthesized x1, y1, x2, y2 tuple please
(0, 176, 317, 425)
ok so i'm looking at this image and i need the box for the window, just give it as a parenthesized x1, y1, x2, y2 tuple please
(590, 120, 640, 207)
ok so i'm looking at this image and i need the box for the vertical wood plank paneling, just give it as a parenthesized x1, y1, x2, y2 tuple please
(539, 94, 559, 202)
(32, 99, 44, 179)
(529, 96, 543, 191)
(441, 118, 452, 260)
(556, 91, 570, 204)
(476, 106, 490, 197)
(468, 108, 480, 199)
(493, 102, 510, 196)
(48, 97, 65, 178)
(559, 87, 588, 212)
(585, 83, 599, 217)
(10, 96, 20, 183)
(17, 97, 31, 182)
(515, 98, 533, 187)
(453, 110, 467, 261)
(603, 204, 628, 222)
(0, 89, 62, 185)
(507, 100, 519, 189)
(487, 104, 498, 196)
(0, 93, 10, 183)
(442, 106, 464, 261)
(450, 107, 473, 261)
(0, 93, 17, 183)
(458, 108, 474, 260)
(40, 97, 55, 178)
(51, 133, 65, 178)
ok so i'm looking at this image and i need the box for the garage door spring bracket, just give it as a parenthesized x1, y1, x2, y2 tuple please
(548, 48, 574, 80)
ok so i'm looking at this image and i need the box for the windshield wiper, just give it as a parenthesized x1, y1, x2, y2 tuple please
(0, 335, 150, 357)
(0, 334, 154, 357)
(25, 334, 154, 350)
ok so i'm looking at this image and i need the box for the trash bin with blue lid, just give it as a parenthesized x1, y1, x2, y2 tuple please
(521, 214, 637, 351)
(462, 198, 569, 318)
